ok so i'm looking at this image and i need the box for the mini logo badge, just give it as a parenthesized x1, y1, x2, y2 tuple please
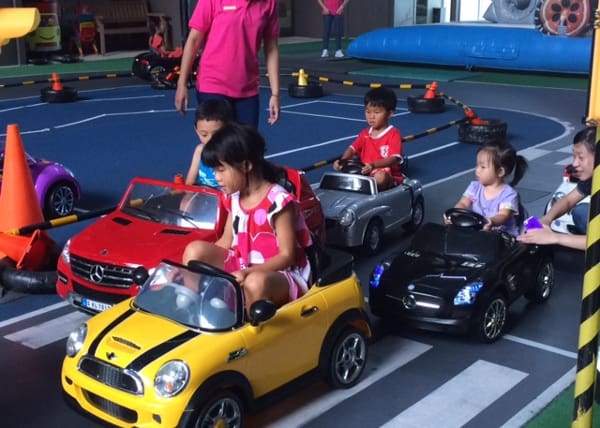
(90, 265, 105, 283)
(106, 351, 117, 361)
(402, 294, 416, 309)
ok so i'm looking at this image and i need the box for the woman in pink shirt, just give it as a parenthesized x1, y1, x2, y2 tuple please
(174, 0, 281, 128)
(317, 0, 349, 58)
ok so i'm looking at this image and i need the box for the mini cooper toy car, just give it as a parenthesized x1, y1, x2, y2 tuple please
(544, 164, 589, 234)
(62, 254, 371, 427)
(313, 159, 424, 254)
(368, 208, 554, 342)
(57, 170, 324, 315)
(0, 144, 81, 219)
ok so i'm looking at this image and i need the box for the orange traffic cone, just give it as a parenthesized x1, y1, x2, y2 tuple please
(51, 72, 63, 91)
(174, 173, 185, 184)
(0, 230, 53, 270)
(424, 81, 438, 100)
(464, 107, 485, 125)
(0, 124, 54, 269)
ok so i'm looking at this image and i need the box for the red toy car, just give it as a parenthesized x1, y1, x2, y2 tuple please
(57, 170, 324, 314)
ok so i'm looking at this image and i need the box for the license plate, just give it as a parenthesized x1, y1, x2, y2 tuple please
(81, 297, 112, 312)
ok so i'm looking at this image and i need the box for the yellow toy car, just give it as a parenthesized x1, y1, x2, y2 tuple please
(62, 251, 371, 427)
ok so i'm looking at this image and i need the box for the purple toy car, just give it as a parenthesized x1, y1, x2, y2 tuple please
(0, 145, 81, 219)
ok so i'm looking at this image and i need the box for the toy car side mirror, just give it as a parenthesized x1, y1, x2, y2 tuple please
(249, 300, 277, 326)
(132, 266, 149, 285)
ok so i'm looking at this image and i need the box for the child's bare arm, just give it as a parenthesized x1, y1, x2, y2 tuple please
(486, 208, 513, 229)
(185, 144, 203, 185)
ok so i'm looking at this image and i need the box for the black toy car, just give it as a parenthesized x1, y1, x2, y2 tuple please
(368, 208, 554, 342)
(131, 52, 197, 89)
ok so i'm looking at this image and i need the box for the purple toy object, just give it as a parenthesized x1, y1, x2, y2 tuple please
(524, 216, 543, 231)
(0, 145, 81, 219)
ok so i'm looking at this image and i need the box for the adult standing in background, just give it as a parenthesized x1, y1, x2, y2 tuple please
(174, 0, 281, 128)
(318, 0, 349, 58)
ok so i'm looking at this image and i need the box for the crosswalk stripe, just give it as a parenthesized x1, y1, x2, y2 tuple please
(380, 360, 528, 428)
(4, 311, 89, 349)
(265, 336, 432, 427)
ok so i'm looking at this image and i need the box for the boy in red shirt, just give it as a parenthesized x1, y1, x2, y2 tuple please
(333, 87, 403, 190)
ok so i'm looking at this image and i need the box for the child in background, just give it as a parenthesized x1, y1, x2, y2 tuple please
(333, 86, 403, 190)
(185, 99, 234, 188)
(182, 123, 312, 309)
(149, 19, 183, 59)
(447, 142, 528, 236)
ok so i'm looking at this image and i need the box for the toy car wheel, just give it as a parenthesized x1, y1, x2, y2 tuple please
(458, 119, 507, 145)
(403, 195, 425, 232)
(40, 86, 78, 103)
(362, 219, 383, 255)
(45, 182, 76, 218)
(472, 294, 507, 343)
(525, 259, 555, 303)
(191, 391, 243, 428)
(407, 96, 445, 113)
(325, 327, 368, 389)
(288, 82, 324, 98)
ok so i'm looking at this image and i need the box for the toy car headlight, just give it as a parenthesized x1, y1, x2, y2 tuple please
(61, 239, 71, 264)
(339, 209, 355, 226)
(66, 323, 87, 357)
(154, 360, 189, 397)
(370, 261, 390, 288)
(453, 281, 483, 306)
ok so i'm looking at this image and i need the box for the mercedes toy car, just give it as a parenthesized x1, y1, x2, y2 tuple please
(313, 160, 424, 254)
(544, 164, 589, 234)
(57, 169, 324, 315)
(369, 208, 554, 342)
(0, 144, 81, 219)
(62, 255, 371, 427)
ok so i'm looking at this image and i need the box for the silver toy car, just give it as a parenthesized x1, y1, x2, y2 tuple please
(314, 163, 424, 254)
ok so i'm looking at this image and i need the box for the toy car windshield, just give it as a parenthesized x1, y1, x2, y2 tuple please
(411, 223, 507, 263)
(320, 174, 374, 195)
(133, 261, 241, 331)
(121, 182, 220, 229)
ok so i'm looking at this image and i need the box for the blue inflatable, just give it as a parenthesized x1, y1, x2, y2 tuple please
(347, 24, 592, 75)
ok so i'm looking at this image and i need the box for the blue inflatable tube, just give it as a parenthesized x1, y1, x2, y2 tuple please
(347, 24, 592, 75)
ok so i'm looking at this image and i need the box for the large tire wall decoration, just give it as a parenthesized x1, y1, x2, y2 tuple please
(534, 0, 595, 37)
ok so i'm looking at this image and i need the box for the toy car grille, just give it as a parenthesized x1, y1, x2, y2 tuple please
(70, 255, 135, 288)
(79, 355, 144, 395)
(83, 389, 138, 423)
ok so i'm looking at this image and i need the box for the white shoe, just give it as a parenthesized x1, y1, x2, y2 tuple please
(321, 49, 329, 58)
(334, 49, 344, 58)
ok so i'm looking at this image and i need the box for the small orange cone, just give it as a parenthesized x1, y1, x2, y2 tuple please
(174, 173, 185, 184)
(0, 124, 54, 269)
(51, 72, 63, 91)
(0, 230, 53, 270)
(424, 81, 438, 100)
(464, 107, 485, 125)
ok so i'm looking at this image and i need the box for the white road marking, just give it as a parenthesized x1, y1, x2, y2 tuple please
(519, 147, 553, 161)
(266, 135, 357, 158)
(503, 334, 577, 359)
(265, 336, 432, 427)
(380, 360, 528, 428)
(557, 156, 573, 166)
(4, 311, 89, 349)
(0, 300, 68, 329)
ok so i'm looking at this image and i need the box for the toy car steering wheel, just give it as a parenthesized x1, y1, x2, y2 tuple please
(338, 159, 365, 175)
(445, 208, 487, 230)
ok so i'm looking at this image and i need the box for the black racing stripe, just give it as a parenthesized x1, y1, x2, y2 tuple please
(88, 309, 135, 355)
(126, 330, 199, 372)
(579, 287, 600, 323)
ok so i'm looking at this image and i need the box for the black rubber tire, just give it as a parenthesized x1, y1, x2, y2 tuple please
(362, 219, 383, 255)
(323, 327, 368, 389)
(45, 182, 76, 219)
(0, 258, 57, 294)
(472, 294, 507, 343)
(407, 96, 445, 113)
(524, 259, 555, 303)
(288, 82, 324, 98)
(40, 86, 78, 103)
(190, 391, 244, 428)
(458, 119, 507, 145)
(403, 195, 425, 233)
